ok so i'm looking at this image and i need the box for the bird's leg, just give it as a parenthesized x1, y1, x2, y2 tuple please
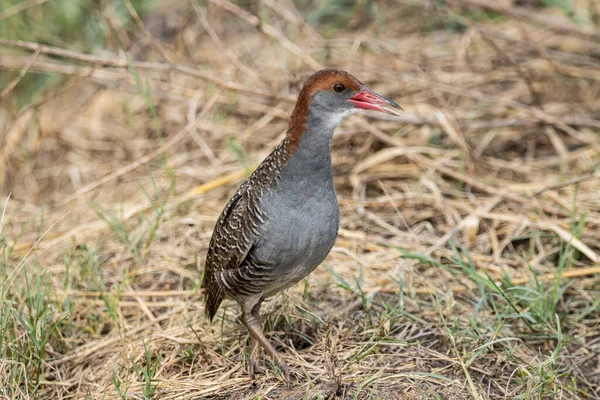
(241, 309, 289, 379)
(249, 337, 264, 379)
(248, 303, 264, 379)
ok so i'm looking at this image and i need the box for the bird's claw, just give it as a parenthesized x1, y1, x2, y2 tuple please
(249, 359, 266, 381)
(249, 360, 293, 385)
(279, 363, 297, 386)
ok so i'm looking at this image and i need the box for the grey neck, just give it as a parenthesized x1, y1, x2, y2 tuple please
(285, 108, 342, 179)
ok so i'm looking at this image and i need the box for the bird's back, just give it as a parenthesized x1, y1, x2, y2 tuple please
(202, 139, 290, 320)
(202, 134, 341, 319)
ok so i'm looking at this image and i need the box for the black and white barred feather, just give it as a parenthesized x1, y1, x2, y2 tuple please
(202, 138, 291, 321)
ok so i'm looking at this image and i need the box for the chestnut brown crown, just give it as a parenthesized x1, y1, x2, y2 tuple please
(286, 69, 362, 151)
(298, 69, 362, 97)
(284, 69, 402, 155)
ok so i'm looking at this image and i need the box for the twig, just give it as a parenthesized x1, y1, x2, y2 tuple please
(54, 264, 600, 298)
(122, 0, 173, 62)
(448, 0, 600, 43)
(533, 171, 600, 196)
(6, 168, 249, 257)
(0, 0, 50, 21)
(54, 122, 191, 207)
(407, 265, 600, 295)
(0, 39, 287, 100)
(191, 1, 267, 88)
(405, 75, 599, 147)
(208, 0, 323, 71)
(261, 0, 322, 41)
(55, 290, 197, 298)
(1, 211, 70, 292)
(48, 306, 184, 366)
(537, 222, 600, 264)
(0, 111, 35, 185)
(425, 196, 502, 256)
(0, 48, 40, 98)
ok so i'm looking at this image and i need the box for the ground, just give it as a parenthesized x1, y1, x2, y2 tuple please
(1, 0, 599, 399)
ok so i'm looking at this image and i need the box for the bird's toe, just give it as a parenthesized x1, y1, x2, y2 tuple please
(278, 363, 293, 385)
(249, 360, 265, 380)
(250, 361, 265, 379)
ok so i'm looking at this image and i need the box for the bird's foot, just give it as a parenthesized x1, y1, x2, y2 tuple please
(279, 362, 289, 376)
(249, 359, 265, 381)
(248, 360, 292, 385)
(278, 363, 294, 386)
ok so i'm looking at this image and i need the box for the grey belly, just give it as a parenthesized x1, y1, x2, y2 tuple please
(252, 189, 340, 297)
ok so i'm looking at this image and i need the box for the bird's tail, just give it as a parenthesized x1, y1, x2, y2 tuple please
(202, 269, 225, 322)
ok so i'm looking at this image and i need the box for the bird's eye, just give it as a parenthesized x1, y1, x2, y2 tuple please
(333, 83, 345, 93)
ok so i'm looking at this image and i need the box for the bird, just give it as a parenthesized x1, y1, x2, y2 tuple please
(202, 69, 402, 379)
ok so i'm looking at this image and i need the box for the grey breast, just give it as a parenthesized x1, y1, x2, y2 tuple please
(251, 152, 340, 297)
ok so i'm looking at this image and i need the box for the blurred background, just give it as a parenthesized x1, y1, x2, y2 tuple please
(1, 0, 599, 399)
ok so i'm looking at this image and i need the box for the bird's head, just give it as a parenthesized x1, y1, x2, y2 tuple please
(286, 69, 402, 155)
(296, 69, 403, 119)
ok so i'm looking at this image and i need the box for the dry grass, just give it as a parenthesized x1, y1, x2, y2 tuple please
(1, 0, 600, 399)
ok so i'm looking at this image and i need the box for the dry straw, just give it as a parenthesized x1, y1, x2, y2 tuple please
(1, 0, 599, 399)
